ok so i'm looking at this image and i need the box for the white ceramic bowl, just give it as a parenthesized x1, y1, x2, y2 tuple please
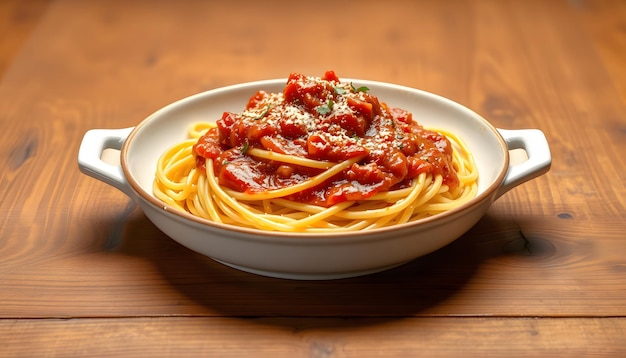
(78, 79, 551, 280)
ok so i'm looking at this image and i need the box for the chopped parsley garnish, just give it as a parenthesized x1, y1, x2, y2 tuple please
(316, 99, 334, 115)
(333, 86, 348, 95)
(253, 104, 271, 120)
(350, 82, 370, 93)
(241, 141, 250, 154)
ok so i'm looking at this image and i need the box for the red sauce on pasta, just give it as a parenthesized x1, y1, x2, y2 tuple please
(193, 71, 459, 207)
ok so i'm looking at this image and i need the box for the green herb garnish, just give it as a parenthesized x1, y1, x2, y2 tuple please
(316, 99, 334, 115)
(241, 141, 250, 154)
(350, 82, 370, 93)
(253, 104, 271, 120)
(334, 86, 348, 95)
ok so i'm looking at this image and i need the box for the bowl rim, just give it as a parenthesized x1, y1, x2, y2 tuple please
(121, 78, 509, 239)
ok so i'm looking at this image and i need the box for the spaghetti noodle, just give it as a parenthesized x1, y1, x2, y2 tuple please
(154, 71, 478, 232)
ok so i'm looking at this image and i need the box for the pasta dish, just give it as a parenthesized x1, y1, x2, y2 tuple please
(154, 71, 478, 232)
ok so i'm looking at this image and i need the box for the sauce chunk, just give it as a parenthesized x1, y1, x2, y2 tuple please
(194, 71, 458, 207)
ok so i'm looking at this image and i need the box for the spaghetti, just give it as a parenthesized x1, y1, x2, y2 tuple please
(154, 71, 478, 232)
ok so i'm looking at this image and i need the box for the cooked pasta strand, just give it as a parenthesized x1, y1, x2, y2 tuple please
(153, 123, 478, 232)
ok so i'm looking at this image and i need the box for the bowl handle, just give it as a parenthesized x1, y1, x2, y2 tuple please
(78, 127, 135, 197)
(495, 129, 552, 199)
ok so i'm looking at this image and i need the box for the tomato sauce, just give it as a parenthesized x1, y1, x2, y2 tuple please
(193, 71, 459, 207)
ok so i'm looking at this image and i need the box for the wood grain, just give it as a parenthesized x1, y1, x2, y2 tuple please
(1, 317, 625, 358)
(576, 0, 626, 105)
(0, 0, 50, 78)
(0, 0, 625, 356)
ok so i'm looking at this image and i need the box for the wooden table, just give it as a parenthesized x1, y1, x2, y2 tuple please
(1, 0, 625, 356)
